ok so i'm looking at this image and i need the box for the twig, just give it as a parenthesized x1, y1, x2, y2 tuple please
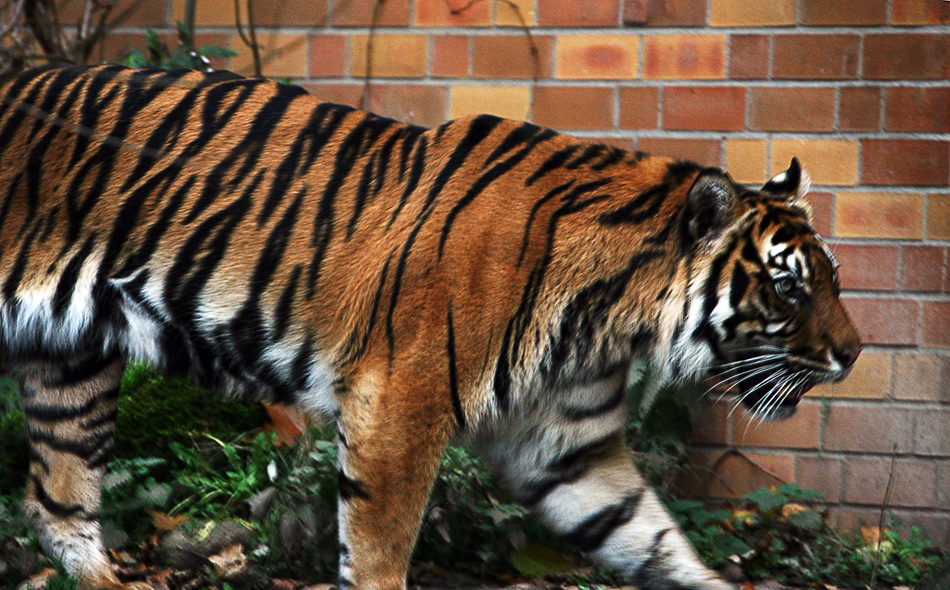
(869, 443, 898, 590)
(358, 0, 540, 111)
(358, 0, 388, 110)
(233, 0, 262, 76)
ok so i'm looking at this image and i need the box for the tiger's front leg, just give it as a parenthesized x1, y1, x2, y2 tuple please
(479, 371, 732, 590)
(16, 354, 147, 590)
(333, 368, 455, 590)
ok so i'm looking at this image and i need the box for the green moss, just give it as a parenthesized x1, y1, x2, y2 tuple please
(114, 364, 267, 461)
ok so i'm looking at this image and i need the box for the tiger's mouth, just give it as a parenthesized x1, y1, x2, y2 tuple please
(706, 350, 843, 422)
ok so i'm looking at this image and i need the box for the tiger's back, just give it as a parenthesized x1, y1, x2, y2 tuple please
(0, 65, 860, 590)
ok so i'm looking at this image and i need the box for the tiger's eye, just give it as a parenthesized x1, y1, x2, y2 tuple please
(775, 277, 796, 297)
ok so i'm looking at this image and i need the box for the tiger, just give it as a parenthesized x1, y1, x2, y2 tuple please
(0, 65, 862, 590)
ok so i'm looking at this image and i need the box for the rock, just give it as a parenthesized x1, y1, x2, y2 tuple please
(279, 505, 317, 554)
(156, 519, 254, 570)
(719, 561, 746, 583)
(247, 487, 277, 522)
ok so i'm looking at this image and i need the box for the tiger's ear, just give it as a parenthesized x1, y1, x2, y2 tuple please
(762, 157, 811, 199)
(684, 168, 739, 244)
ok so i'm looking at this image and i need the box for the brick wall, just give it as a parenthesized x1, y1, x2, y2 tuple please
(90, 0, 949, 545)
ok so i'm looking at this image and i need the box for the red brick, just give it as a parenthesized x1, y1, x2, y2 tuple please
(619, 87, 659, 130)
(922, 302, 950, 348)
(415, 0, 490, 26)
(538, 0, 619, 27)
(431, 36, 469, 78)
(638, 137, 720, 167)
(496, 0, 536, 26)
(893, 354, 950, 403)
(824, 404, 916, 453)
(643, 35, 726, 80)
(916, 409, 950, 456)
(749, 88, 835, 132)
(556, 36, 639, 80)
(773, 140, 858, 186)
(835, 244, 900, 291)
(75, 0, 166, 26)
(331, 0, 410, 25)
(885, 88, 950, 134)
(931, 194, 950, 241)
(308, 35, 346, 78)
(804, 192, 832, 236)
(864, 34, 950, 80)
(835, 192, 924, 240)
(861, 140, 950, 187)
(843, 457, 937, 508)
(473, 35, 552, 79)
(901, 246, 947, 293)
(703, 451, 795, 499)
(623, 0, 706, 26)
(248, 0, 329, 26)
(796, 456, 843, 503)
(350, 35, 428, 78)
(729, 34, 770, 80)
(800, 0, 887, 25)
(533, 86, 614, 131)
(839, 87, 881, 132)
(300, 82, 362, 107)
(843, 298, 917, 346)
(891, 0, 950, 25)
(773, 35, 860, 80)
(733, 402, 822, 450)
(710, 0, 795, 26)
(365, 85, 448, 127)
(662, 86, 745, 131)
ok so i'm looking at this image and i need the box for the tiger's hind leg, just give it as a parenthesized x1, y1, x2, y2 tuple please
(17, 353, 143, 590)
(479, 373, 732, 590)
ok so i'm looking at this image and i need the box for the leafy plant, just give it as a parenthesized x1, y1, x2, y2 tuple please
(118, 24, 236, 71)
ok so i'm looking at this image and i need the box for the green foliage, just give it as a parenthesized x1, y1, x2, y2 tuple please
(117, 24, 235, 71)
(100, 457, 171, 545)
(0, 376, 27, 494)
(115, 364, 266, 463)
(169, 432, 280, 520)
(419, 446, 535, 576)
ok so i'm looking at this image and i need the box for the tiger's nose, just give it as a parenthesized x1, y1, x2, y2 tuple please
(835, 345, 862, 369)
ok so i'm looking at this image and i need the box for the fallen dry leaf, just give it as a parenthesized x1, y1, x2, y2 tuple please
(264, 403, 312, 445)
(151, 510, 188, 532)
(208, 543, 247, 578)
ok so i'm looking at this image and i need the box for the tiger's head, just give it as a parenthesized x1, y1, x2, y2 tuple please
(683, 158, 861, 421)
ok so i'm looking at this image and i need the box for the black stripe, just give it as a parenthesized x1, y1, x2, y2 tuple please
(562, 490, 643, 553)
(28, 428, 113, 463)
(44, 351, 119, 387)
(483, 121, 543, 167)
(385, 116, 500, 353)
(338, 470, 370, 500)
(307, 113, 393, 296)
(388, 136, 428, 229)
(565, 144, 605, 169)
(446, 304, 466, 429)
(633, 528, 674, 588)
(51, 233, 98, 318)
(518, 180, 574, 266)
(522, 433, 619, 506)
(562, 385, 625, 421)
(439, 127, 556, 256)
(730, 261, 750, 308)
(23, 396, 99, 422)
(272, 265, 301, 342)
(525, 145, 579, 186)
(30, 475, 85, 518)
